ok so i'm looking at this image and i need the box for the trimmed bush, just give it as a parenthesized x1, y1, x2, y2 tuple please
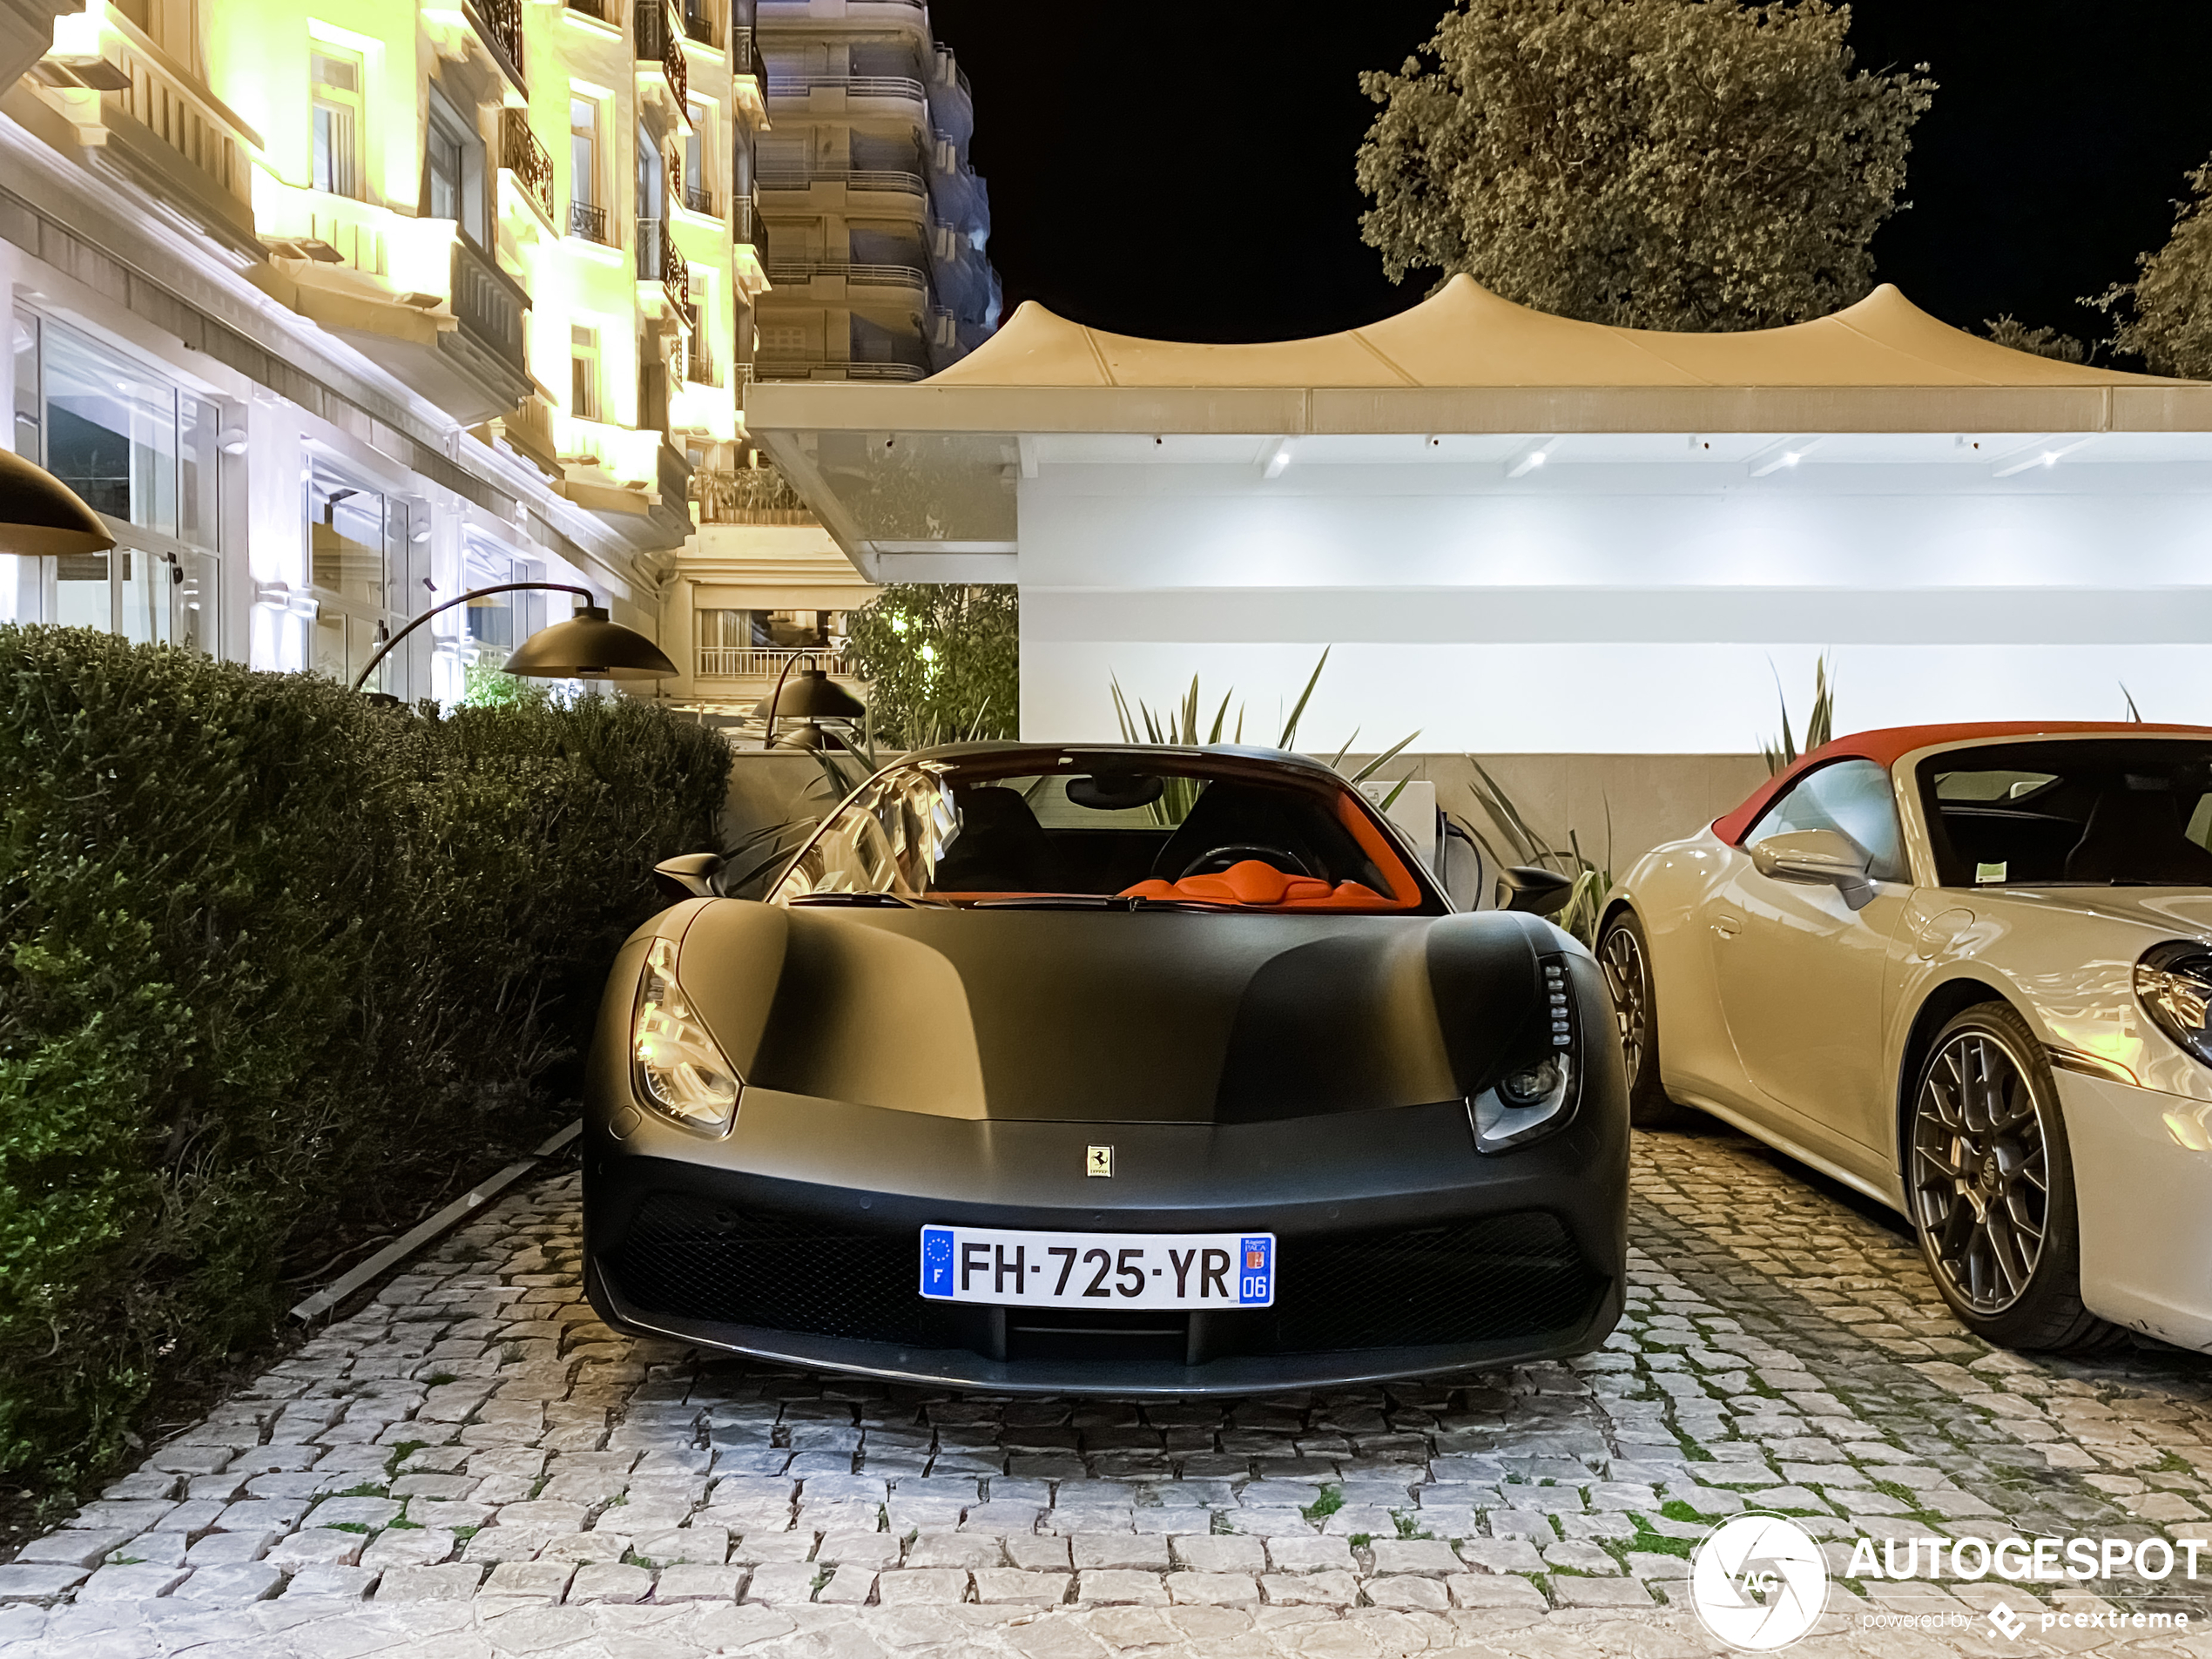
(0, 626, 728, 1494)
(845, 583, 1017, 747)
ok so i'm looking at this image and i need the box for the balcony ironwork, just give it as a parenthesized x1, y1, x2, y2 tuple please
(752, 358, 926, 383)
(756, 167, 926, 199)
(731, 25, 765, 83)
(636, 3, 687, 109)
(696, 645, 849, 677)
(450, 237, 529, 374)
(569, 200, 610, 243)
(765, 260, 928, 296)
(683, 7, 716, 45)
(566, 0, 609, 20)
(466, 0, 526, 89)
(499, 109, 554, 223)
(682, 185, 717, 218)
(637, 218, 690, 314)
(765, 74, 925, 105)
(733, 195, 766, 261)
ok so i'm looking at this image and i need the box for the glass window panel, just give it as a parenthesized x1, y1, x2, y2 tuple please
(313, 605, 347, 682)
(428, 127, 461, 220)
(177, 550, 217, 657)
(1749, 759, 1906, 883)
(43, 327, 177, 535)
(114, 547, 173, 648)
(307, 469, 385, 609)
(463, 542, 517, 650)
(53, 550, 110, 629)
(179, 396, 218, 550)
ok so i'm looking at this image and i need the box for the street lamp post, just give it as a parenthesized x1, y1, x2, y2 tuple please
(752, 650, 866, 748)
(349, 583, 678, 694)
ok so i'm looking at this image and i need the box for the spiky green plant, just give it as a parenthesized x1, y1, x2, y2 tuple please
(1460, 759, 1613, 943)
(1759, 653, 1836, 776)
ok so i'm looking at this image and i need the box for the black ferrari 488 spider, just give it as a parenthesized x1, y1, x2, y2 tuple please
(583, 743, 1627, 1392)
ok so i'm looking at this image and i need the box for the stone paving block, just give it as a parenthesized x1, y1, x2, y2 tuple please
(302, 1496, 402, 1531)
(266, 1528, 367, 1568)
(1167, 1534, 1264, 1574)
(14, 1528, 132, 1569)
(359, 1528, 455, 1568)
(653, 1562, 746, 1602)
(814, 1566, 876, 1604)
(76, 1563, 189, 1602)
(185, 1529, 279, 1565)
(742, 1561, 818, 1603)
(1260, 1570, 1357, 1607)
(1366, 1574, 1451, 1610)
(876, 1568, 969, 1604)
(282, 1565, 378, 1602)
(1078, 1569, 1169, 1605)
(1006, 1534, 1073, 1571)
(376, 1563, 486, 1601)
(1447, 1571, 1549, 1609)
(1551, 1573, 1655, 1607)
(173, 1561, 283, 1604)
(482, 1559, 576, 1602)
(1165, 1571, 1258, 1607)
(815, 1529, 900, 1569)
(907, 1532, 1005, 1568)
(1366, 1538, 1461, 1575)
(63, 1501, 175, 1534)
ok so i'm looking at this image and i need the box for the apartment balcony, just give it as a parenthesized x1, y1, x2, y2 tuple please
(680, 5, 716, 47)
(498, 108, 555, 227)
(763, 260, 928, 309)
(693, 466, 815, 526)
(635, 3, 689, 119)
(732, 196, 769, 296)
(30, 3, 263, 259)
(753, 357, 925, 383)
(569, 199, 615, 246)
(765, 74, 926, 121)
(730, 26, 766, 124)
(696, 645, 853, 680)
(262, 208, 531, 425)
(484, 388, 563, 482)
(756, 167, 926, 219)
(680, 184, 718, 219)
(423, 0, 527, 104)
(636, 217, 690, 317)
(926, 45, 971, 145)
(565, 0, 612, 18)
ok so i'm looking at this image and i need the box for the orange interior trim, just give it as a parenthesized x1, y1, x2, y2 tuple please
(1116, 860, 1402, 912)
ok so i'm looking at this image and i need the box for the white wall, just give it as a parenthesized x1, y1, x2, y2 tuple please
(1017, 463, 2212, 752)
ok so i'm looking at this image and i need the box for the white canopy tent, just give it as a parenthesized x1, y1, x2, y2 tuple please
(747, 277, 2212, 752)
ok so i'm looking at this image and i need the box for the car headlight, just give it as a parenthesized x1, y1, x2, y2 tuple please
(2136, 941, 2212, 1068)
(631, 938, 741, 1133)
(1472, 953, 1581, 1153)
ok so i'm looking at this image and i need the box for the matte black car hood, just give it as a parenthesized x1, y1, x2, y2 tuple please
(675, 901, 1558, 1125)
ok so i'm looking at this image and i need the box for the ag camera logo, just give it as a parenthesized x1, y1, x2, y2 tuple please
(1689, 1513, 1829, 1651)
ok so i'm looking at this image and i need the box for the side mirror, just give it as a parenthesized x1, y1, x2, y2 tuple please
(1749, 829, 1877, 911)
(654, 852, 727, 902)
(1497, 865, 1575, 915)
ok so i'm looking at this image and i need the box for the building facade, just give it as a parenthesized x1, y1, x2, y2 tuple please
(655, 0, 999, 721)
(0, 0, 992, 718)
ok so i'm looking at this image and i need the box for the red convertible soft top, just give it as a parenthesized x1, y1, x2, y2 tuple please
(1712, 722, 2212, 846)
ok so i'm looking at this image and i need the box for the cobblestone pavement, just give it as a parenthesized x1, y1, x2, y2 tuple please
(10, 1122, 2212, 1657)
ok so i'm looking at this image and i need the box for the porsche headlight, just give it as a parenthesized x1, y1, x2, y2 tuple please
(1473, 954, 1581, 1154)
(631, 938, 740, 1133)
(2136, 941, 2212, 1068)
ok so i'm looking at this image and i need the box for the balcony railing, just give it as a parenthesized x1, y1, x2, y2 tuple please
(733, 196, 767, 260)
(731, 25, 765, 83)
(765, 74, 925, 105)
(696, 646, 851, 678)
(466, 0, 526, 89)
(566, 0, 610, 20)
(637, 218, 690, 312)
(756, 167, 926, 199)
(637, 3, 688, 109)
(682, 185, 718, 218)
(450, 238, 528, 373)
(499, 109, 554, 223)
(569, 200, 611, 244)
(765, 260, 928, 295)
(682, 8, 716, 45)
(685, 341, 720, 387)
(752, 358, 926, 383)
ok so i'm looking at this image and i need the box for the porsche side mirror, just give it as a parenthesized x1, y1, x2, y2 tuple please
(1497, 865, 1575, 915)
(1749, 829, 1877, 910)
(654, 852, 727, 902)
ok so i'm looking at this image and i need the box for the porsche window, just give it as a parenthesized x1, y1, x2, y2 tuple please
(769, 750, 1434, 912)
(1919, 740, 2212, 887)
(1747, 759, 1908, 882)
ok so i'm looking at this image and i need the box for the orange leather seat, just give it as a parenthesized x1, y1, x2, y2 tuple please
(1117, 859, 1392, 910)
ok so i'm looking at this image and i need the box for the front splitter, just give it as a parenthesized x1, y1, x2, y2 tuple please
(587, 1258, 1620, 1397)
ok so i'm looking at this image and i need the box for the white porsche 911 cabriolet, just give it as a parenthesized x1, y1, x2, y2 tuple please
(1600, 722, 2212, 1354)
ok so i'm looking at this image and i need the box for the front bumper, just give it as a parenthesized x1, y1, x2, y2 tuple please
(2060, 1069, 2212, 1352)
(583, 1083, 1627, 1394)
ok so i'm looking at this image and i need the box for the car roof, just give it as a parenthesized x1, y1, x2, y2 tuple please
(901, 740, 1340, 779)
(1713, 721, 2212, 846)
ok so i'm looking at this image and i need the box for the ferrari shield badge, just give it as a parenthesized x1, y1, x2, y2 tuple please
(1085, 1145, 1114, 1177)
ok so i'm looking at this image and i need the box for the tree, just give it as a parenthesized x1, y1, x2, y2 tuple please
(2088, 158, 2212, 379)
(844, 584, 1019, 748)
(1981, 316, 2086, 365)
(1356, 0, 1934, 331)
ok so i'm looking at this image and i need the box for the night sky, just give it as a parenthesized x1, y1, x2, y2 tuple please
(928, 0, 2212, 354)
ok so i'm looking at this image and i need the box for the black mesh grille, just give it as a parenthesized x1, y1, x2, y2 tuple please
(1270, 1213, 1603, 1352)
(606, 1196, 1602, 1358)
(606, 1193, 930, 1345)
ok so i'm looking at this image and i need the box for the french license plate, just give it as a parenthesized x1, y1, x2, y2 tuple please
(919, 1225, 1274, 1309)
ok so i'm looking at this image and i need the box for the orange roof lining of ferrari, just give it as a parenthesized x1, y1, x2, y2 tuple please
(1712, 721, 2212, 846)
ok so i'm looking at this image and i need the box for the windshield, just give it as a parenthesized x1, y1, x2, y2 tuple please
(1919, 739, 2212, 887)
(768, 749, 1436, 913)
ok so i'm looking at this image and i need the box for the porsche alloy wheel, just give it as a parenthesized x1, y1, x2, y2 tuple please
(1596, 911, 1685, 1129)
(1905, 1002, 2116, 1351)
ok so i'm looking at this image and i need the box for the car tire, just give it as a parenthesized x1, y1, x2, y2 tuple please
(1904, 1001, 2121, 1352)
(1597, 909, 1689, 1130)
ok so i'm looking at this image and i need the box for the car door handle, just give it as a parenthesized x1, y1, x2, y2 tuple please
(1714, 913, 1743, 938)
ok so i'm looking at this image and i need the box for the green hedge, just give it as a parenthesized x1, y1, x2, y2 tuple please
(0, 626, 728, 1494)
(845, 583, 1018, 747)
